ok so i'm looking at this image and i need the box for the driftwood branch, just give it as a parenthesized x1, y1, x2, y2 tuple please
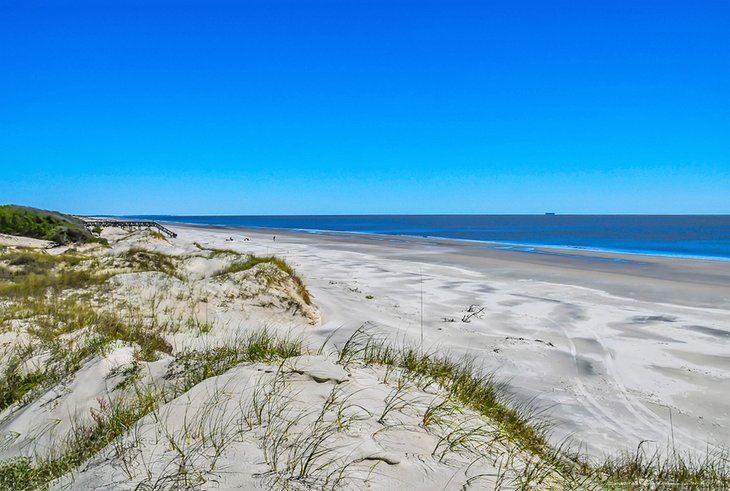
(461, 304, 485, 323)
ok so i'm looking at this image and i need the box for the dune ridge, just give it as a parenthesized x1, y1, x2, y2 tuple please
(0, 224, 727, 489)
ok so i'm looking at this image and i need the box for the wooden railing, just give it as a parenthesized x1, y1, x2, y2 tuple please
(81, 219, 177, 238)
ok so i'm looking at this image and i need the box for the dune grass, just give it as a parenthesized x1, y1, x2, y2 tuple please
(118, 248, 183, 280)
(0, 270, 107, 299)
(2, 321, 726, 489)
(0, 388, 161, 491)
(0, 249, 104, 299)
(0, 328, 305, 490)
(0, 348, 44, 412)
(193, 242, 241, 257)
(0, 247, 179, 413)
(0, 295, 174, 415)
(336, 327, 576, 484)
(335, 326, 730, 490)
(0, 249, 87, 271)
(597, 444, 730, 490)
(1, 237, 726, 489)
(167, 328, 304, 393)
(216, 254, 311, 305)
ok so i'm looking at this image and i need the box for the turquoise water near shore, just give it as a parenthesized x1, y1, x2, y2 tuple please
(125, 215, 730, 261)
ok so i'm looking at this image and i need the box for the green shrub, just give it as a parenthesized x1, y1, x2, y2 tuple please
(0, 205, 95, 245)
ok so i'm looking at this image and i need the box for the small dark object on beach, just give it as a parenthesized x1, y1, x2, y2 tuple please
(535, 339, 555, 347)
(631, 315, 677, 324)
(462, 304, 485, 323)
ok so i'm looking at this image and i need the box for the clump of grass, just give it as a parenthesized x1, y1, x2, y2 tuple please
(597, 442, 730, 489)
(119, 248, 182, 280)
(337, 326, 548, 453)
(431, 418, 490, 462)
(0, 250, 103, 298)
(0, 345, 46, 412)
(0, 250, 87, 271)
(0, 371, 44, 411)
(339, 328, 590, 486)
(0, 246, 188, 413)
(421, 396, 460, 430)
(0, 270, 107, 299)
(0, 294, 174, 417)
(94, 313, 173, 362)
(216, 255, 311, 305)
(0, 329, 306, 490)
(21, 296, 172, 362)
(193, 242, 240, 257)
(252, 367, 368, 489)
(167, 328, 304, 393)
(336, 327, 730, 489)
(338, 328, 576, 485)
(0, 389, 160, 490)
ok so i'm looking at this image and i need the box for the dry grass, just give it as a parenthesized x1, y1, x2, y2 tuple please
(118, 248, 183, 280)
(335, 326, 730, 490)
(0, 240, 726, 490)
(216, 254, 312, 305)
(0, 329, 305, 490)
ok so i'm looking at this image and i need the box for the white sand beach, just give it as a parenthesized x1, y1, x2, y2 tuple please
(1, 223, 728, 489)
(171, 223, 730, 458)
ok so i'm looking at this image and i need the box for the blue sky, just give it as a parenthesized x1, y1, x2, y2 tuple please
(1, 0, 728, 215)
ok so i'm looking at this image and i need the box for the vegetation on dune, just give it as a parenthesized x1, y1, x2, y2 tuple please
(598, 444, 730, 490)
(0, 388, 161, 491)
(0, 249, 104, 298)
(0, 205, 99, 245)
(0, 329, 304, 490)
(217, 254, 312, 305)
(0, 240, 311, 489)
(0, 354, 44, 413)
(118, 247, 183, 279)
(193, 241, 240, 257)
(0, 295, 173, 415)
(336, 326, 730, 490)
(0, 313, 726, 489)
(0, 246, 175, 414)
(338, 327, 551, 452)
(0, 233, 726, 490)
(168, 329, 304, 394)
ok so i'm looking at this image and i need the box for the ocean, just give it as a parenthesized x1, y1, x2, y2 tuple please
(126, 215, 730, 261)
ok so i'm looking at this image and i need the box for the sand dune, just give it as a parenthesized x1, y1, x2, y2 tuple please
(0, 224, 727, 489)
(172, 224, 730, 458)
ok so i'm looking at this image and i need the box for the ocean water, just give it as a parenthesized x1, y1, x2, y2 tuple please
(127, 215, 730, 261)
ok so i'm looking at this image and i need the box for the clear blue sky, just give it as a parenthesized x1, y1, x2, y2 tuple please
(1, 0, 728, 215)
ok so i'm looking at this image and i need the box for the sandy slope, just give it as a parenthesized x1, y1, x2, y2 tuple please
(0, 233, 54, 249)
(170, 224, 730, 458)
(2, 227, 564, 489)
(55, 356, 543, 490)
(1, 223, 727, 489)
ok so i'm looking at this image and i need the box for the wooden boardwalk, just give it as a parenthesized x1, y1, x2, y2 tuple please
(81, 219, 178, 238)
